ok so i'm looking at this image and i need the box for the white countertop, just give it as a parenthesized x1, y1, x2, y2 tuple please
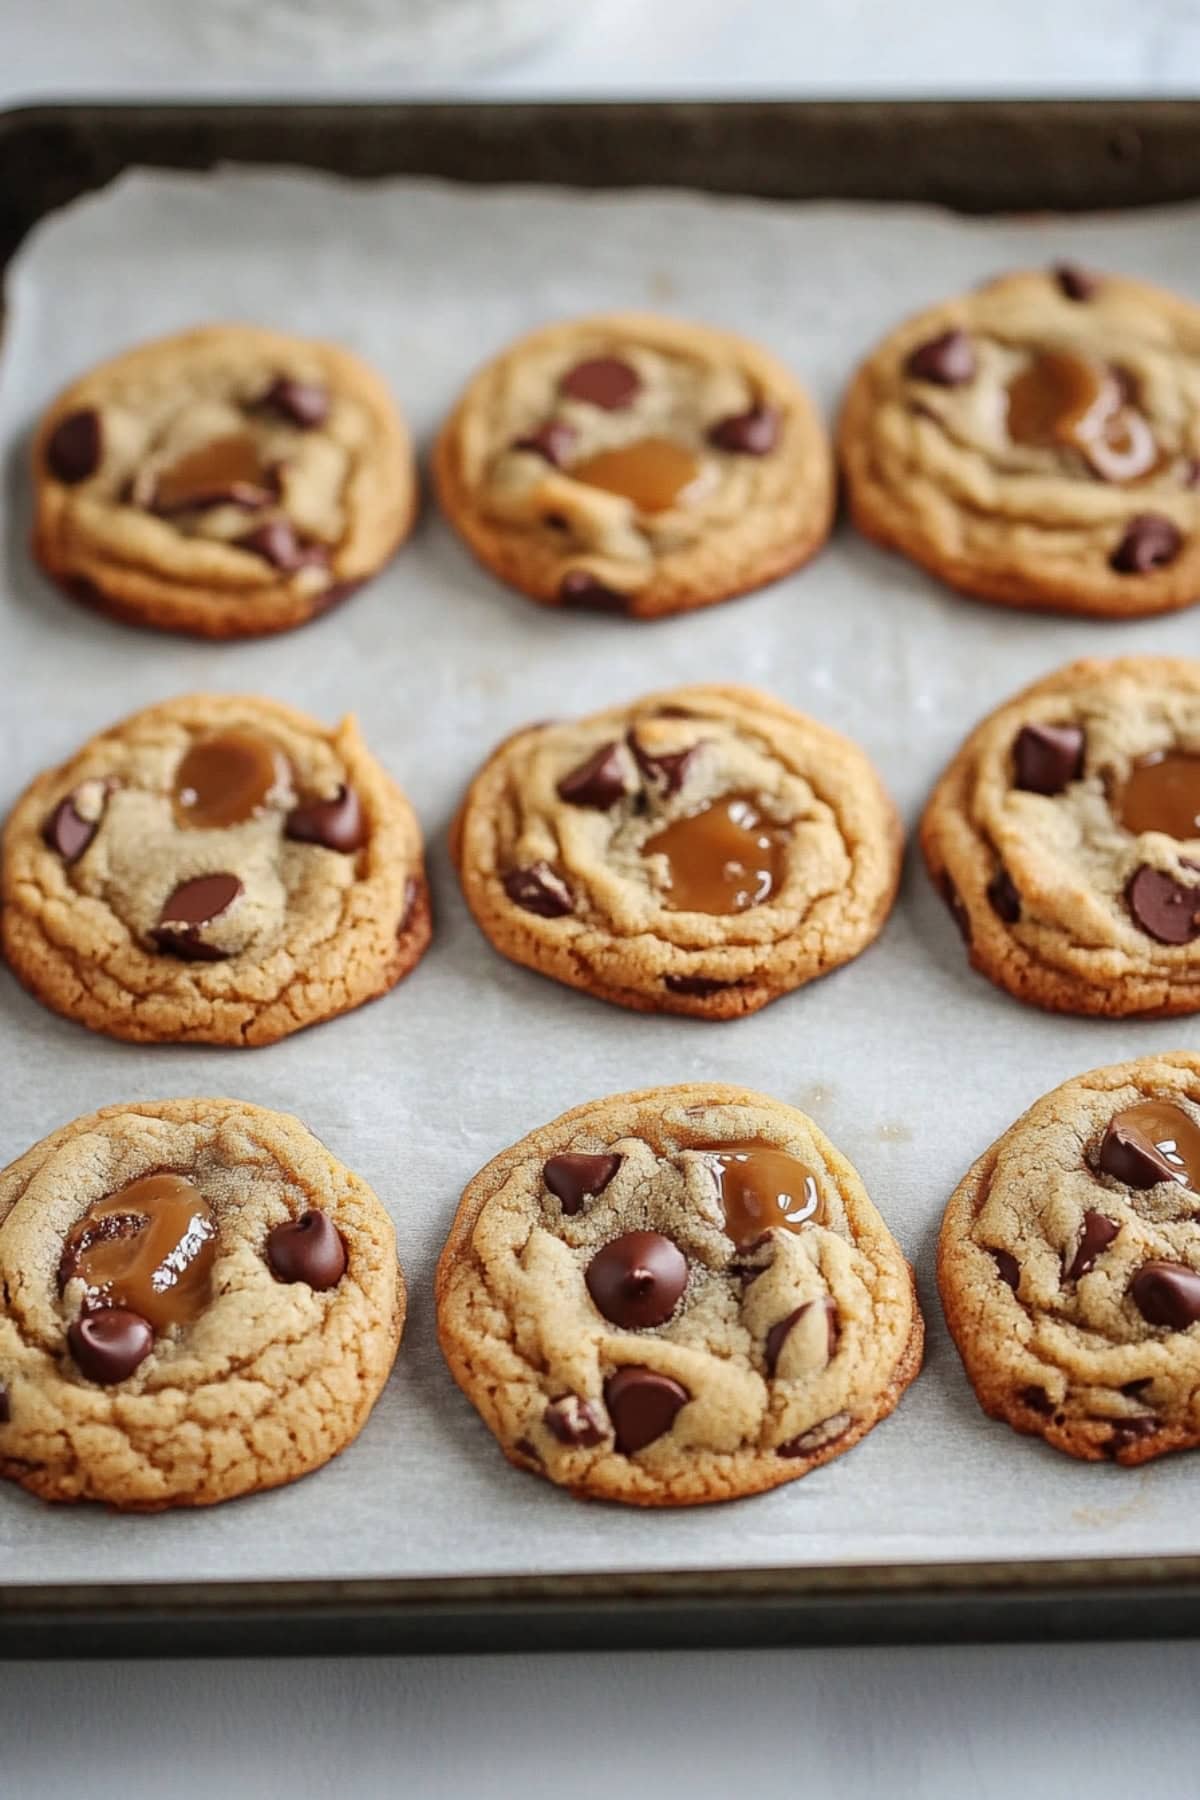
(5, 4, 1200, 1796)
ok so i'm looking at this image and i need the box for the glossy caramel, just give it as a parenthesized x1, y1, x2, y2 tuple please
(571, 437, 704, 513)
(173, 729, 288, 830)
(703, 1142, 824, 1246)
(642, 793, 789, 913)
(1116, 751, 1200, 841)
(154, 432, 269, 509)
(1111, 1101, 1200, 1192)
(61, 1173, 217, 1330)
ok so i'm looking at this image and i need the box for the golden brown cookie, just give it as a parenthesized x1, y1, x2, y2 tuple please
(921, 656, 1200, 1017)
(2, 694, 430, 1046)
(0, 1098, 404, 1508)
(433, 312, 834, 618)
(453, 683, 902, 1019)
(940, 1054, 1200, 1466)
(840, 266, 1200, 618)
(436, 1084, 923, 1506)
(33, 325, 418, 638)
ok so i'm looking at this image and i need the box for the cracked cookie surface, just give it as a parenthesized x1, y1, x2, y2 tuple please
(2, 693, 430, 1046)
(436, 1084, 922, 1506)
(453, 683, 902, 1018)
(940, 1054, 1200, 1466)
(33, 325, 417, 639)
(921, 656, 1200, 1017)
(433, 312, 834, 618)
(0, 1098, 404, 1508)
(840, 267, 1200, 617)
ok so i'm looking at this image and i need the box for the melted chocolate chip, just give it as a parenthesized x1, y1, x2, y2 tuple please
(514, 420, 577, 466)
(43, 794, 99, 864)
(1126, 865, 1200, 944)
(1098, 1116, 1180, 1188)
(239, 520, 328, 573)
(266, 1211, 347, 1291)
(627, 733, 698, 796)
(152, 873, 243, 960)
(905, 330, 976, 386)
(991, 1248, 1021, 1290)
(941, 874, 971, 944)
(1020, 1385, 1055, 1415)
(987, 866, 1021, 923)
(777, 1412, 854, 1459)
(558, 570, 630, 613)
(561, 357, 641, 410)
(1013, 722, 1085, 795)
(585, 1231, 688, 1330)
(46, 409, 102, 483)
(543, 1394, 608, 1448)
(1111, 514, 1183, 574)
(285, 785, 366, 854)
(68, 1307, 154, 1385)
(1065, 1209, 1119, 1280)
(1054, 263, 1098, 301)
(503, 863, 573, 918)
(1131, 1260, 1200, 1329)
(603, 1366, 689, 1454)
(664, 974, 734, 997)
(262, 376, 329, 428)
(556, 742, 629, 809)
(765, 1296, 837, 1376)
(1108, 1415, 1158, 1453)
(542, 1153, 622, 1215)
(708, 405, 781, 455)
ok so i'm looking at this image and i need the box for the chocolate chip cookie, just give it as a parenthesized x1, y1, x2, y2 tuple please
(840, 267, 1200, 617)
(34, 325, 417, 638)
(922, 656, 1200, 1016)
(433, 313, 834, 618)
(939, 1054, 1200, 1465)
(453, 684, 901, 1018)
(2, 694, 430, 1045)
(0, 1098, 404, 1508)
(436, 1084, 922, 1505)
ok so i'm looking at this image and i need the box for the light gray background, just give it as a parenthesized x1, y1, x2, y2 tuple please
(5, 3, 1200, 1796)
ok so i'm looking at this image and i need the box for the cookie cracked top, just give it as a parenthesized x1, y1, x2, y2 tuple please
(840, 268, 1200, 618)
(436, 1085, 922, 1506)
(454, 684, 901, 1018)
(433, 313, 834, 618)
(33, 325, 417, 639)
(921, 657, 1200, 1017)
(0, 1098, 404, 1508)
(1, 694, 429, 1046)
(940, 1054, 1200, 1466)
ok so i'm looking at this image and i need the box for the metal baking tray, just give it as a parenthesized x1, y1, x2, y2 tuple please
(3, 98, 1200, 1658)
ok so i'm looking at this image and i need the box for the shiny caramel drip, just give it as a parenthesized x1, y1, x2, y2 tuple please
(1005, 351, 1156, 481)
(703, 1142, 824, 1246)
(1110, 1102, 1200, 1191)
(1116, 751, 1200, 841)
(61, 1173, 218, 1330)
(173, 729, 289, 830)
(153, 432, 270, 510)
(571, 437, 705, 512)
(642, 793, 789, 913)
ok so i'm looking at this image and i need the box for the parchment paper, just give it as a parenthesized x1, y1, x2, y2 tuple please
(3, 168, 1200, 1587)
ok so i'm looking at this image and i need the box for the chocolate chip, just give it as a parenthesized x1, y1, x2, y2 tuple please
(627, 732, 697, 796)
(262, 376, 329, 428)
(1065, 1209, 1120, 1280)
(585, 1230, 688, 1329)
(1131, 1260, 1200, 1328)
(514, 420, 577, 466)
(561, 357, 641, 410)
(502, 863, 573, 918)
(765, 1297, 837, 1376)
(239, 520, 328, 573)
(1020, 1385, 1054, 1415)
(1054, 263, 1098, 301)
(266, 1211, 347, 1291)
(68, 1308, 153, 1385)
(558, 570, 630, 613)
(905, 329, 976, 386)
(514, 1436, 542, 1462)
(777, 1412, 853, 1459)
(987, 866, 1021, 924)
(1012, 722, 1085, 795)
(1098, 1115, 1179, 1188)
(556, 742, 629, 809)
(1111, 514, 1183, 574)
(543, 1152, 622, 1215)
(1121, 1378, 1154, 1398)
(603, 1366, 689, 1454)
(43, 794, 98, 864)
(991, 1248, 1020, 1290)
(543, 1394, 608, 1447)
(1126, 864, 1200, 944)
(664, 975, 734, 997)
(941, 874, 971, 944)
(152, 872, 243, 960)
(46, 408, 102, 483)
(708, 405, 781, 455)
(1108, 1415, 1158, 1454)
(0, 1383, 10, 1423)
(285, 784, 366, 854)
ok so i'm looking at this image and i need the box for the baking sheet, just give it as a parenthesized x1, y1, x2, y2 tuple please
(3, 165, 1200, 1588)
